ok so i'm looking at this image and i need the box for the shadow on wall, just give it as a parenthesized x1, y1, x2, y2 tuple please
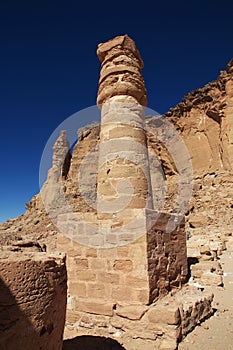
(0, 277, 36, 350)
(0, 256, 66, 350)
(63, 335, 126, 350)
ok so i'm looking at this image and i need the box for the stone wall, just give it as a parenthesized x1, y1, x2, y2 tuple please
(0, 252, 67, 350)
(57, 211, 187, 317)
(58, 231, 149, 315)
(63, 283, 213, 350)
(147, 212, 187, 302)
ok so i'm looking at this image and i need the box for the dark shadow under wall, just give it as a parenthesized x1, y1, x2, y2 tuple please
(63, 335, 126, 350)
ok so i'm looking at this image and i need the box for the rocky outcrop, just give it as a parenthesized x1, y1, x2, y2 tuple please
(161, 58, 233, 176)
(40, 130, 71, 220)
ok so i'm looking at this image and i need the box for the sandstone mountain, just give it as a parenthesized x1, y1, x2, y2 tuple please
(0, 58, 232, 251)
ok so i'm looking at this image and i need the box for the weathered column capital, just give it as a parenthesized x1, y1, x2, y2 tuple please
(97, 35, 148, 106)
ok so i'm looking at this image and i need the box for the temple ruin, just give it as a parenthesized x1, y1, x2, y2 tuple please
(1, 35, 232, 350)
(56, 36, 212, 349)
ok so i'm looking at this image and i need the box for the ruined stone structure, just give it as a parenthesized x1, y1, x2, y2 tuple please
(0, 37, 232, 350)
(54, 35, 189, 349)
(0, 252, 67, 350)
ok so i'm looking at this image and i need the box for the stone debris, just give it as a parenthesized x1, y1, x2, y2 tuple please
(63, 285, 214, 350)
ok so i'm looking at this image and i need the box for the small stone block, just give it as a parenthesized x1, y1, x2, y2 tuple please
(159, 338, 177, 350)
(147, 306, 181, 325)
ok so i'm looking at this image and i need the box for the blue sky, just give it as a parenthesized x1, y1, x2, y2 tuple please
(0, 0, 232, 223)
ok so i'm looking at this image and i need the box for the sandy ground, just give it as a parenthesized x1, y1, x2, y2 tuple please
(179, 249, 233, 350)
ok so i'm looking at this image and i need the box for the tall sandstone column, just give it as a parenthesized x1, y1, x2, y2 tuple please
(96, 35, 153, 247)
(57, 35, 187, 326)
(94, 34, 187, 298)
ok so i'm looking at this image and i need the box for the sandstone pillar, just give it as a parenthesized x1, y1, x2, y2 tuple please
(96, 35, 153, 247)
(57, 35, 187, 331)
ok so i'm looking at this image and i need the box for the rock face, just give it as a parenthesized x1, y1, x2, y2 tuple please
(161, 59, 233, 234)
(40, 130, 71, 223)
(162, 58, 233, 177)
(0, 252, 67, 350)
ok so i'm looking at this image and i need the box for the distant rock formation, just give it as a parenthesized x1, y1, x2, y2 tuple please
(162, 58, 233, 175)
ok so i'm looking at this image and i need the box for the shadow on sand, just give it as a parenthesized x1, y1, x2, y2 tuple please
(63, 335, 126, 350)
